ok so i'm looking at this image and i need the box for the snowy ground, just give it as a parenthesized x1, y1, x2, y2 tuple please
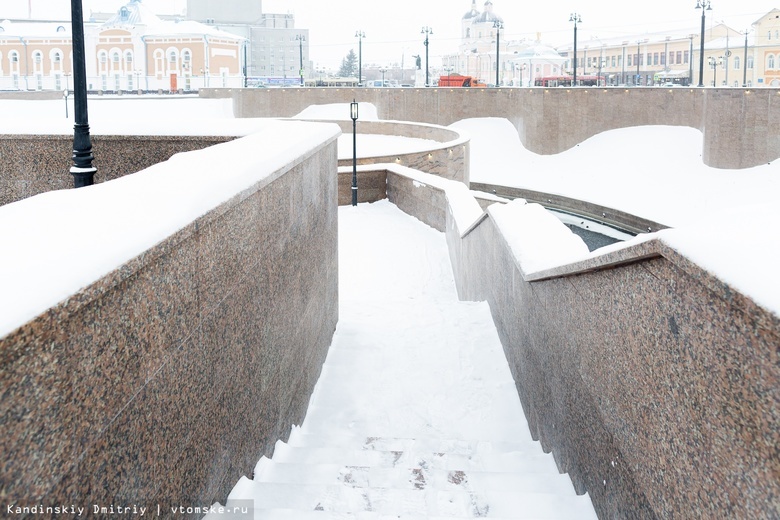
(453, 117, 780, 229)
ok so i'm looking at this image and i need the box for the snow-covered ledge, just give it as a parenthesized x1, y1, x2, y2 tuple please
(0, 120, 341, 510)
(380, 165, 779, 519)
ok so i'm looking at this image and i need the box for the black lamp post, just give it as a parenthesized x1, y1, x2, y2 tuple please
(70, 0, 95, 188)
(636, 40, 641, 86)
(569, 13, 581, 86)
(696, 0, 712, 87)
(296, 34, 305, 87)
(355, 31, 365, 86)
(422, 26, 433, 87)
(350, 100, 358, 206)
(742, 29, 750, 87)
(379, 67, 387, 87)
(709, 55, 722, 86)
(494, 20, 503, 87)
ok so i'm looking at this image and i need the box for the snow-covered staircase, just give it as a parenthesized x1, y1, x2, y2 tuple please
(207, 202, 598, 519)
(225, 430, 596, 518)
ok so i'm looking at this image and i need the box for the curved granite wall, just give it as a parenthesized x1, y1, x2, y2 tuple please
(0, 122, 340, 513)
(229, 87, 780, 169)
(381, 165, 779, 519)
(309, 119, 469, 183)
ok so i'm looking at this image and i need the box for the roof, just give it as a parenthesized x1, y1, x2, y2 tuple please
(515, 43, 566, 61)
(475, 1, 503, 24)
(0, 20, 72, 38)
(102, 0, 161, 28)
(462, 0, 480, 20)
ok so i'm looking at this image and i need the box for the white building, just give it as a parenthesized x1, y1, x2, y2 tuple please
(0, 0, 245, 92)
(185, 0, 311, 86)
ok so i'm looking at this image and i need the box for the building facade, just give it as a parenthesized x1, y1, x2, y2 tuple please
(557, 10, 780, 88)
(0, 0, 245, 92)
(185, 0, 311, 86)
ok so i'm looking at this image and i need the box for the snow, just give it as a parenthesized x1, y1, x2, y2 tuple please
(294, 102, 379, 121)
(0, 96, 777, 319)
(450, 117, 780, 229)
(336, 134, 440, 160)
(490, 200, 591, 274)
(0, 118, 340, 339)
(0, 94, 776, 516)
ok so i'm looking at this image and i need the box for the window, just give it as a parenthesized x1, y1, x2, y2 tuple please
(628, 54, 633, 67)
(112, 51, 120, 72)
(125, 51, 133, 71)
(734, 56, 740, 69)
(32, 51, 43, 73)
(769, 54, 776, 69)
(683, 51, 688, 64)
(51, 50, 63, 72)
(654, 52, 659, 65)
(9, 50, 19, 74)
(661, 53, 666, 66)
(182, 49, 191, 73)
(154, 49, 164, 77)
(748, 55, 754, 69)
(677, 51, 683, 64)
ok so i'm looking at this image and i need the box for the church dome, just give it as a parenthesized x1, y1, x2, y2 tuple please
(462, 0, 480, 20)
(475, 1, 503, 23)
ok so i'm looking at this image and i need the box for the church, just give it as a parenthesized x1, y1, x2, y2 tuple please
(441, 1, 564, 87)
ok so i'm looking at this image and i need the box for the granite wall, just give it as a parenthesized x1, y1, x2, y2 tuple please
(0, 129, 340, 516)
(0, 134, 234, 207)
(306, 119, 469, 183)
(380, 167, 779, 519)
(230, 87, 780, 169)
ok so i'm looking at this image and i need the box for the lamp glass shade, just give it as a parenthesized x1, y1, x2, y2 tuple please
(350, 101, 358, 120)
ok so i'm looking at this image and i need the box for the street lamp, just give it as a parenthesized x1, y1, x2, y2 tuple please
(421, 26, 433, 86)
(569, 13, 581, 86)
(742, 29, 750, 87)
(696, 0, 712, 87)
(69, 0, 95, 188)
(350, 100, 359, 206)
(355, 31, 365, 86)
(296, 34, 306, 87)
(709, 55, 723, 86)
(636, 40, 641, 86)
(493, 20, 503, 87)
(379, 67, 387, 87)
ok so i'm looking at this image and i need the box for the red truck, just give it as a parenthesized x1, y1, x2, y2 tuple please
(438, 74, 487, 88)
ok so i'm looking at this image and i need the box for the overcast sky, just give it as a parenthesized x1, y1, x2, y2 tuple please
(2, 0, 774, 68)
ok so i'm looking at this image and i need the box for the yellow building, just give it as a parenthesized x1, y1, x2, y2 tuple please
(701, 8, 780, 87)
(557, 8, 780, 88)
(557, 23, 739, 87)
(0, 0, 244, 92)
